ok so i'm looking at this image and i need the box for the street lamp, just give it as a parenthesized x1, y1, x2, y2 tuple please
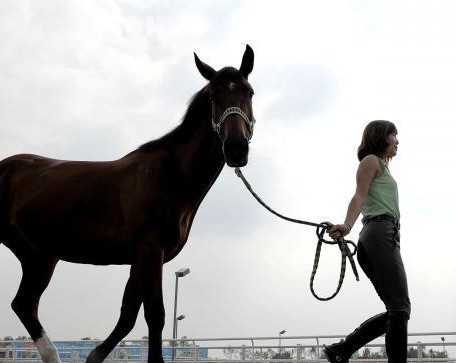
(441, 337, 446, 356)
(278, 330, 286, 355)
(175, 315, 186, 343)
(172, 268, 190, 362)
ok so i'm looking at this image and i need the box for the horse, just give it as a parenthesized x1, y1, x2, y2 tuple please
(0, 45, 255, 363)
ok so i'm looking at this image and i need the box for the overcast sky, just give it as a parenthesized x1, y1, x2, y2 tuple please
(1, 0, 455, 346)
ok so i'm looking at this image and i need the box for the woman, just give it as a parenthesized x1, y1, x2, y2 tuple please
(325, 120, 410, 363)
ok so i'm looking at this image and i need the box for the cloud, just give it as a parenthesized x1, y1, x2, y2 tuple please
(260, 64, 339, 125)
(1, 0, 455, 345)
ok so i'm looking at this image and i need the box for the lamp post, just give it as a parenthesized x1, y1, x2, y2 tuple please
(172, 268, 190, 362)
(278, 330, 286, 355)
(441, 337, 446, 356)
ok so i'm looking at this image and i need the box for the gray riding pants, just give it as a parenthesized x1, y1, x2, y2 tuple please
(358, 219, 411, 318)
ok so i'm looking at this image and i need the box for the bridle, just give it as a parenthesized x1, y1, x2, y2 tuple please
(212, 107, 255, 140)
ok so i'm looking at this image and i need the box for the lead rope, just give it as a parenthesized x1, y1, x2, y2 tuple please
(234, 168, 359, 301)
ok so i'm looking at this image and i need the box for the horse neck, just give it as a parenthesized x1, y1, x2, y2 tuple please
(175, 102, 225, 196)
(135, 90, 225, 201)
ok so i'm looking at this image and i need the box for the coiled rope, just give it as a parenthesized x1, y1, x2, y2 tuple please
(234, 167, 359, 301)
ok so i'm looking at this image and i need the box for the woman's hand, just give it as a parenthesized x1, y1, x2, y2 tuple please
(328, 223, 351, 240)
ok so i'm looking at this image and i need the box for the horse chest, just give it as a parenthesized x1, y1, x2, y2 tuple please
(178, 209, 195, 239)
(157, 208, 196, 262)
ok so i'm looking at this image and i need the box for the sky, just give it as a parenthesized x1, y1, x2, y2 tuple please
(0, 0, 455, 347)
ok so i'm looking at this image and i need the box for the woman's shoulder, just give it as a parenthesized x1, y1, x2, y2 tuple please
(360, 153, 379, 164)
(359, 154, 383, 175)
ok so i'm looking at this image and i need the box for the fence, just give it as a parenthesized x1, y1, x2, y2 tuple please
(0, 332, 455, 363)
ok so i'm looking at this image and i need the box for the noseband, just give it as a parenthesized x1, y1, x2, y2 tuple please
(212, 107, 255, 140)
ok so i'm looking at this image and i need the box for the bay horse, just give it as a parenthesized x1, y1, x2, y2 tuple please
(0, 45, 255, 363)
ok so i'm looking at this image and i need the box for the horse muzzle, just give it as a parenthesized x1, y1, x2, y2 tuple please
(223, 136, 249, 167)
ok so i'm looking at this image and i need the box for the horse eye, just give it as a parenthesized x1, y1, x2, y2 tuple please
(209, 93, 215, 102)
(249, 90, 254, 99)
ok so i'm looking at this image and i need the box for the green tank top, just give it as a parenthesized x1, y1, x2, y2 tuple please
(362, 158, 400, 219)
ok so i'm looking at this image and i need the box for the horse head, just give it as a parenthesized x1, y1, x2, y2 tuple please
(194, 45, 255, 167)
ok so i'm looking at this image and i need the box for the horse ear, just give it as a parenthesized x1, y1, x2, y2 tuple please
(194, 53, 216, 81)
(239, 44, 254, 79)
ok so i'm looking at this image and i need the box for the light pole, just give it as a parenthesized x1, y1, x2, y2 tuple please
(172, 268, 190, 362)
(278, 330, 286, 355)
(441, 337, 446, 356)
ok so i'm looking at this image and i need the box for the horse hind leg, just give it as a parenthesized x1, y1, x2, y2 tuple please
(12, 254, 61, 363)
(86, 267, 142, 363)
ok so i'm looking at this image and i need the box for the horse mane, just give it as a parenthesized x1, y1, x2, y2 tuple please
(136, 67, 243, 153)
(136, 87, 211, 153)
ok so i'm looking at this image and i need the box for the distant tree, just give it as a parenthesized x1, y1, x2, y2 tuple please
(253, 348, 275, 360)
(428, 348, 448, 358)
(404, 345, 447, 359)
(272, 351, 292, 359)
(0, 337, 14, 348)
(360, 347, 372, 358)
(359, 347, 383, 359)
(178, 336, 192, 347)
(15, 336, 29, 340)
(308, 346, 317, 359)
(81, 337, 92, 341)
(223, 346, 239, 360)
(407, 346, 418, 358)
(224, 346, 276, 361)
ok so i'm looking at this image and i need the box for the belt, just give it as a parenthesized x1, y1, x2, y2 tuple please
(362, 214, 400, 228)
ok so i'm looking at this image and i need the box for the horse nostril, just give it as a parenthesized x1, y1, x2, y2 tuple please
(223, 136, 249, 154)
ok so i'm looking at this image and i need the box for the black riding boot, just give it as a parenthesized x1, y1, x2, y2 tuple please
(385, 312, 408, 363)
(324, 313, 387, 363)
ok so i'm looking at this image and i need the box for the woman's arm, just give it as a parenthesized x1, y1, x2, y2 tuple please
(328, 155, 381, 239)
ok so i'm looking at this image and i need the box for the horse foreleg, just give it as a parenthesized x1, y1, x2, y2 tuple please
(137, 242, 165, 363)
(12, 255, 61, 363)
(86, 268, 142, 363)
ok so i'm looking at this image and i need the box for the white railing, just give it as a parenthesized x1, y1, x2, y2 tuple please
(0, 332, 455, 363)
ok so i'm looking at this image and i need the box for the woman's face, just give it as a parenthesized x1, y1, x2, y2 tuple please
(384, 132, 399, 158)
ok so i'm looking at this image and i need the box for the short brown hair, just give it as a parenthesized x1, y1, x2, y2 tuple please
(357, 120, 397, 161)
